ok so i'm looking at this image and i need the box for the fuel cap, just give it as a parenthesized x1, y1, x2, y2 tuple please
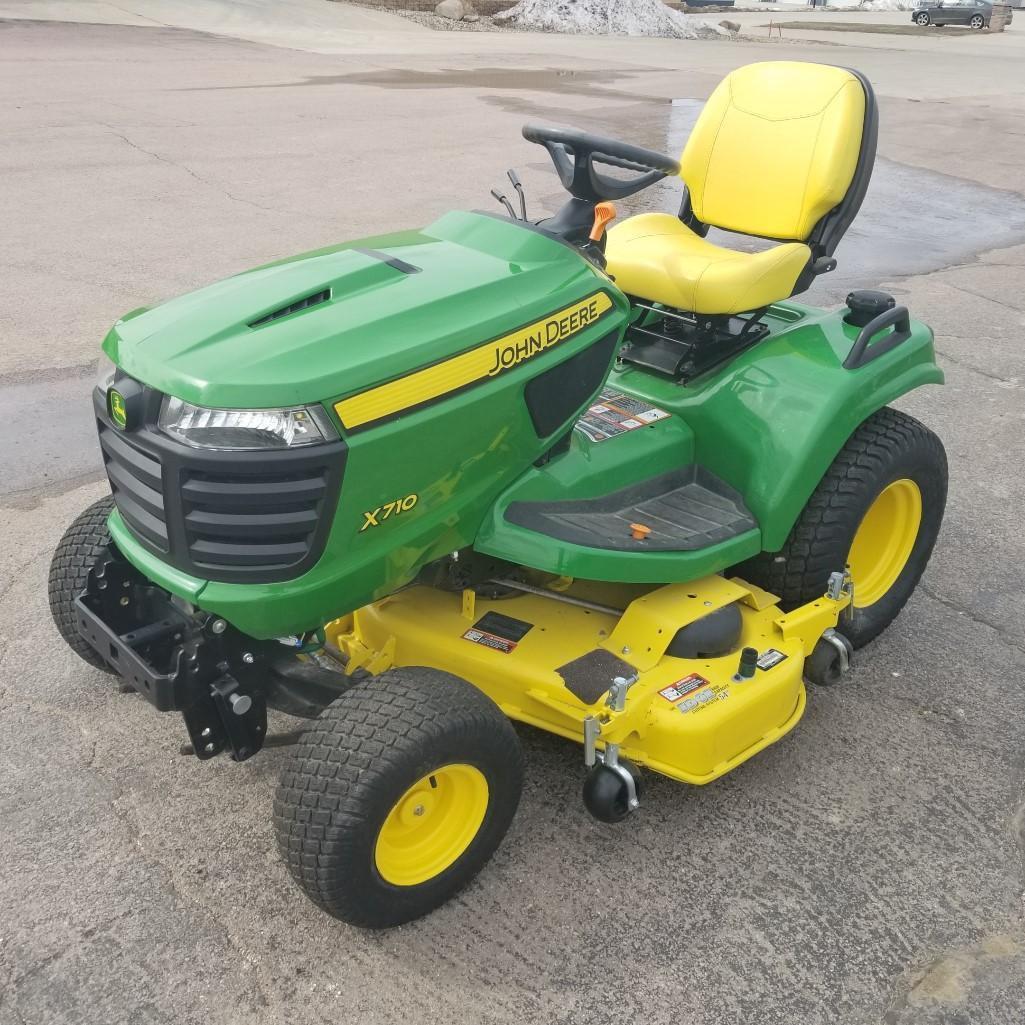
(845, 290, 896, 328)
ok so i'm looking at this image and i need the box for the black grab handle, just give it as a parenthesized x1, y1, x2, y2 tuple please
(843, 305, 912, 370)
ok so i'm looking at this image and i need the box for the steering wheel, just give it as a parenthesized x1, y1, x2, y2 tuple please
(523, 123, 680, 202)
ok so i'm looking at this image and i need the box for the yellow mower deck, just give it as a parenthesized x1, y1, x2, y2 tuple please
(328, 575, 849, 786)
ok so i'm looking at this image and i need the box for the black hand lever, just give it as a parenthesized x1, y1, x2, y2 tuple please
(507, 169, 527, 221)
(490, 187, 517, 220)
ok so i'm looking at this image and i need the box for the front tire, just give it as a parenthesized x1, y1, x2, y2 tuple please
(48, 495, 117, 673)
(736, 408, 947, 649)
(970, 13, 985, 27)
(273, 667, 523, 928)
(915, 12, 931, 24)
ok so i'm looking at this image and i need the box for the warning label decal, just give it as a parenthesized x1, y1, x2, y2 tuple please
(574, 388, 670, 444)
(462, 611, 533, 655)
(658, 673, 709, 703)
(756, 648, 788, 671)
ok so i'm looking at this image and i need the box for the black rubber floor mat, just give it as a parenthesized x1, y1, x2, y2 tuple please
(557, 648, 636, 705)
(505, 466, 757, 552)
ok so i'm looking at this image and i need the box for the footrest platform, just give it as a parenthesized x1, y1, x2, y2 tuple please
(504, 466, 756, 552)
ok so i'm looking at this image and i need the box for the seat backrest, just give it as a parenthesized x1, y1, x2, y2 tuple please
(680, 62, 875, 250)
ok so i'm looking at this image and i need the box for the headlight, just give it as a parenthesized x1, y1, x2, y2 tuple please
(158, 396, 334, 450)
(96, 353, 117, 392)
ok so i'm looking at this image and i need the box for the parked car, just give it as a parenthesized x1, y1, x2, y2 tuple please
(911, 0, 1008, 29)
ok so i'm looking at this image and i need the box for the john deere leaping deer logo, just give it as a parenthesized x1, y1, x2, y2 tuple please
(108, 389, 127, 429)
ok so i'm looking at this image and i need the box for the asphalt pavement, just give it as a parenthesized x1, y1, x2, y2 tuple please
(1, 8, 1024, 1025)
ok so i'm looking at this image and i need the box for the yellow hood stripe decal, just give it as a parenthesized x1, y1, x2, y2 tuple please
(334, 291, 614, 430)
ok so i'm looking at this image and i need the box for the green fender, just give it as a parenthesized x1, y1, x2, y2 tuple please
(638, 302, 945, 551)
(476, 301, 943, 579)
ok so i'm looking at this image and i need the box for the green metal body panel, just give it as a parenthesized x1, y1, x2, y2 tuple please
(104, 212, 617, 411)
(103, 212, 630, 638)
(101, 213, 941, 640)
(476, 301, 943, 578)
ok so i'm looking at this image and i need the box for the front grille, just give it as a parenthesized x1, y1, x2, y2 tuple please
(96, 396, 346, 584)
(181, 467, 327, 572)
(99, 425, 169, 552)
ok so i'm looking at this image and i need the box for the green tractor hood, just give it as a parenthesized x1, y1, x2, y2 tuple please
(104, 211, 611, 411)
(100, 211, 631, 636)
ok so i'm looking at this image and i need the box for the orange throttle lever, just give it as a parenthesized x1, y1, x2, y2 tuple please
(589, 201, 617, 242)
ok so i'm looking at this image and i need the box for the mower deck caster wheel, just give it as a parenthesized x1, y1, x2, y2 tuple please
(583, 758, 642, 823)
(805, 630, 854, 687)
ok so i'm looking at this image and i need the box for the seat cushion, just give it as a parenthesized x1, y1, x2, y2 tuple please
(605, 213, 811, 316)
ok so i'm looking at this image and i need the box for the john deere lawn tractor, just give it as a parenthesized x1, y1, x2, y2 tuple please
(50, 61, 947, 927)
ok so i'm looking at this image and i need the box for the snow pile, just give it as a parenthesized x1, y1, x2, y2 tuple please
(494, 0, 730, 38)
(857, 0, 918, 9)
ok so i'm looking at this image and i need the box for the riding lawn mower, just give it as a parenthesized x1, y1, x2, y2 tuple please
(49, 61, 947, 928)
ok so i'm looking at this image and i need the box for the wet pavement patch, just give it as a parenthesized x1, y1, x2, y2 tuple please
(202, 66, 662, 102)
(1, 368, 104, 499)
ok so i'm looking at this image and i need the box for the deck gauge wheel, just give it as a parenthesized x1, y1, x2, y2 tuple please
(805, 630, 855, 687)
(583, 758, 642, 823)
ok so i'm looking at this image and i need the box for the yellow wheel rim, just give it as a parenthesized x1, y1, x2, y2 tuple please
(847, 478, 922, 608)
(374, 764, 489, 887)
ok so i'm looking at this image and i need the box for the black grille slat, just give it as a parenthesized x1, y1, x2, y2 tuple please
(104, 459, 165, 520)
(114, 490, 170, 549)
(180, 475, 327, 508)
(185, 507, 319, 539)
(189, 538, 310, 567)
(99, 427, 162, 491)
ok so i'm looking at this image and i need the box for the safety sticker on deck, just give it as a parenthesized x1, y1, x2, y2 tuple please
(756, 648, 788, 671)
(658, 673, 708, 702)
(574, 388, 670, 443)
(462, 611, 533, 654)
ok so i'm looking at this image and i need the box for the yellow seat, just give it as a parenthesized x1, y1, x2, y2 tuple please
(606, 61, 874, 316)
(607, 213, 811, 317)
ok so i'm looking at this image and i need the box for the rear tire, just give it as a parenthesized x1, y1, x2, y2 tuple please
(273, 667, 523, 928)
(915, 11, 931, 24)
(735, 408, 947, 649)
(48, 496, 117, 673)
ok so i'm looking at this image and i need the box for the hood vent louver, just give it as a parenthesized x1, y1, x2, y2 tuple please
(249, 289, 331, 328)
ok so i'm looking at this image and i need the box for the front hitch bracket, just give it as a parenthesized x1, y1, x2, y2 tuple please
(75, 550, 343, 761)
